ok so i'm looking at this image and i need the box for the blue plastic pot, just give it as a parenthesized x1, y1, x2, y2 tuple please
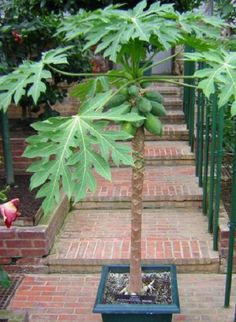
(93, 264, 180, 322)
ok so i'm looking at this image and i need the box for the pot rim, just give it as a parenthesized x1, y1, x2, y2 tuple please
(93, 264, 180, 315)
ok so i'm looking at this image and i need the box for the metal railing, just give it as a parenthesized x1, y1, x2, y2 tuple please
(0, 111, 14, 185)
(184, 58, 226, 250)
(183, 51, 235, 307)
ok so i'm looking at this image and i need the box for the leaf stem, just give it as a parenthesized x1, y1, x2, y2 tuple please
(141, 49, 159, 69)
(142, 51, 181, 73)
(150, 78, 197, 89)
(141, 75, 195, 79)
(48, 65, 127, 79)
(96, 80, 135, 111)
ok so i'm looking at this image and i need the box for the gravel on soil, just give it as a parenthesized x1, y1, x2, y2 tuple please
(103, 272, 172, 305)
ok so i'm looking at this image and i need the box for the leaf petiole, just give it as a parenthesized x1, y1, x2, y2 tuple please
(142, 51, 181, 73)
(48, 65, 127, 79)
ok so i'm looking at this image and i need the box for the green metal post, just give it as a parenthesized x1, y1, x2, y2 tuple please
(0, 111, 14, 185)
(183, 45, 195, 130)
(197, 90, 205, 187)
(196, 89, 201, 177)
(208, 94, 218, 233)
(183, 60, 190, 123)
(213, 106, 224, 251)
(203, 100, 210, 215)
(188, 71, 195, 152)
(224, 127, 236, 307)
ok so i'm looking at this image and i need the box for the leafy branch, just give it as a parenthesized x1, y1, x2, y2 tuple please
(24, 91, 144, 214)
(185, 49, 236, 115)
(0, 46, 72, 112)
(57, 0, 224, 63)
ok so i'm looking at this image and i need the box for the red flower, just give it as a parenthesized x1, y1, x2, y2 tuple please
(11, 30, 23, 44)
(0, 199, 21, 228)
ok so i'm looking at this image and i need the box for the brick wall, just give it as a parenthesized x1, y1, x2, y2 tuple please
(7, 96, 79, 119)
(219, 219, 236, 272)
(0, 137, 33, 174)
(0, 97, 80, 174)
(0, 194, 69, 273)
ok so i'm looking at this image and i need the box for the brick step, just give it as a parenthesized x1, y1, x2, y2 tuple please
(149, 85, 181, 96)
(148, 124, 188, 141)
(47, 209, 219, 273)
(163, 97, 182, 108)
(76, 166, 202, 209)
(144, 141, 194, 166)
(160, 109, 184, 124)
(113, 141, 195, 166)
(108, 124, 189, 141)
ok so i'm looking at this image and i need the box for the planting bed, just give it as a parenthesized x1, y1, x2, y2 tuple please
(0, 175, 42, 226)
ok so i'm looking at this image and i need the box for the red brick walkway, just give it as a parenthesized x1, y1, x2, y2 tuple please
(9, 273, 236, 322)
(144, 141, 194, 163)
(77, 166, 202, 209)
(46, 209, 218, 272)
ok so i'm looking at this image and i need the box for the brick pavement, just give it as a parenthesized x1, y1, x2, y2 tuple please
(8, 273, 236, 322)
(132, 141, 195, 165)
(78, 166, 202, 207)
(160, 109, 184, 124)
(46, 209, 218, 273)
(108, 123, 189, 140)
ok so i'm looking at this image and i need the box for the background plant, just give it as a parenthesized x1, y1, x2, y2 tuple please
(0, 0, 91, 120)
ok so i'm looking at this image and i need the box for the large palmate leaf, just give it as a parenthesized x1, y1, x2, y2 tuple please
(24, 92, 144, 214)
(185, 49, 236, 115)
(57, 0, 224, 63)
(70, 76, 110, 103)
(0, 47, 71, 112)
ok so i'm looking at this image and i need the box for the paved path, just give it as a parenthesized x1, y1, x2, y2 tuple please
(9, 273, 236, 322)
(47, 209, 219, 273)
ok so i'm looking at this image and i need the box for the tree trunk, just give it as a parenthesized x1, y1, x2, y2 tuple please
(129, 126, 145, 294)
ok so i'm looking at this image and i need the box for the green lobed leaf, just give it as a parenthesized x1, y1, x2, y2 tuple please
(0, 47, 72, 112)
(57, 2, 224, 64)
(70, 77, 110, 103)
(25, 91, 136, 214)
(231, 101, 236, 117)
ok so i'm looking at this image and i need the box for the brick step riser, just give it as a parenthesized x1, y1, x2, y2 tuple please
(0, 157, 194, 175)
(149, 88, 182, 96)
(47, 261, 219, 274)
(76, 200, 203, 210)
(157, 91, 181, 96)
(146, 134, 189, 141)
(163, 103, 182, 109)
(160, 115, 184, 124)
(110, 159, 195, 167)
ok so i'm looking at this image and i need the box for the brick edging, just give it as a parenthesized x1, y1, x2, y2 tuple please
(218, 206, 236, 272)
(0, 194, 69, 272)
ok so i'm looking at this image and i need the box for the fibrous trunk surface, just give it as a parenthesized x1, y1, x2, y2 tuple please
(129, 126, 145, 294)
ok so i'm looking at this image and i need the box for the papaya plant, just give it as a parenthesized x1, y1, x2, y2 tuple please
(0, 1, 230, 295)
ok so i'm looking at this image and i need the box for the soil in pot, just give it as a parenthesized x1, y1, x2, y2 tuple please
(103, 272, 172, 305)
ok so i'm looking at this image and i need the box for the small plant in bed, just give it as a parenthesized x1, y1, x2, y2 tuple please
(0, 176, 42, 225)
